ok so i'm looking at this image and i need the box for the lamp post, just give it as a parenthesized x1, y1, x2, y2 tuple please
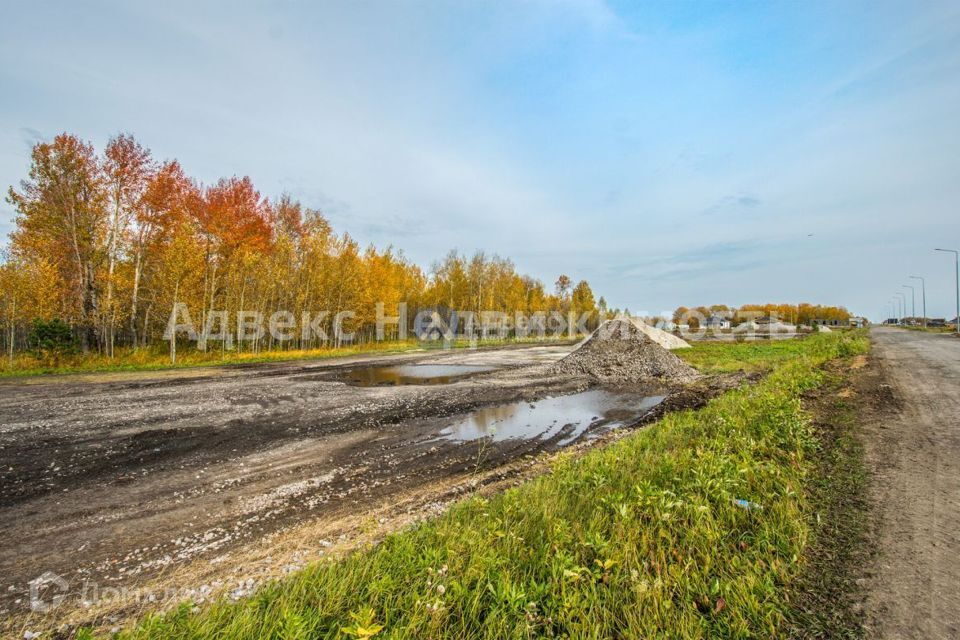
(935, 249, 959, 334)
(909, 276, 926, 327)
(903, 284, 915, 324)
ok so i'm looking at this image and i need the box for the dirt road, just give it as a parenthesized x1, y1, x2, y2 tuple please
(864, 328, 960, 639)
(0, 345, 573, 622)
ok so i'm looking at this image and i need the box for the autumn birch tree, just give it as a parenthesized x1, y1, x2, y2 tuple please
(102, 134, 152, 355)
(7, 134, 107, 352)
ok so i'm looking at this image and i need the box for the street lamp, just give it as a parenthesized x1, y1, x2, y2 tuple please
(902, 284, 915, 323)
(934, 249, 960, 334)
(909, 276, 926, 327)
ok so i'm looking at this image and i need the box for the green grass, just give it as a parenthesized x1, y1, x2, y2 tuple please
(676, 338, 825, 375)
(0, 337, 571, 379)
(898, 324, 957, 334)
(94, 331, 868, 640)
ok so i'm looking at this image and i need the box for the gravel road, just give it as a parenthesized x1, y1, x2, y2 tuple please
(864, 327, 960, 639)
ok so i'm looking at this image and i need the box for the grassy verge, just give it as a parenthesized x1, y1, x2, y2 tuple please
(898, 324, 957, 334)
(0, 337, 571, 379)
(676, 337, 822, 374)
(89, 332, 867, 639)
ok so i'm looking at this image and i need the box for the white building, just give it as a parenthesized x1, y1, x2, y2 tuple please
(704, 315, 731, 330)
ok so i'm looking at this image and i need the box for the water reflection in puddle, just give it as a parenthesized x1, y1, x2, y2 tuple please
(340, 364, 497, 386)
(436, 389, 665, 445)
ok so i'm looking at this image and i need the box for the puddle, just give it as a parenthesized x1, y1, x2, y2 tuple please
(339, 364, 497, 386)
(435, 389, 665, 445)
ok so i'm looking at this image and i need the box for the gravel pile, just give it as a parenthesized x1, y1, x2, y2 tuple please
(553, 319, 699, 384)
(633, 319, 691, 349)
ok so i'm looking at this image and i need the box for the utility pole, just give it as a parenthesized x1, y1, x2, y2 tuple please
(935, 249, 960, 334)
(903, 284, 915, 323)
(909, 276, 926, 327)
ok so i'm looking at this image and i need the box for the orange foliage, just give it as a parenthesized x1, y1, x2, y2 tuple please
(2, 132, 599, 355)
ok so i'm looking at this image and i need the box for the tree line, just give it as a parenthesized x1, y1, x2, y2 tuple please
(671, 303, 852, 329)
(1, 133, 603, 360)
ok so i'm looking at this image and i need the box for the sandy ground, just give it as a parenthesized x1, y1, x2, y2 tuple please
(0, 341, 728, 635)
(862, 328, 960, 639)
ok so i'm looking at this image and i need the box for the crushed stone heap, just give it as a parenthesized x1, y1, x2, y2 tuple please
(633, 319, 691, 349)
(553, 318, 699, 383)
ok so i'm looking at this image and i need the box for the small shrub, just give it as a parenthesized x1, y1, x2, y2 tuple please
(27, 318, 75, 358)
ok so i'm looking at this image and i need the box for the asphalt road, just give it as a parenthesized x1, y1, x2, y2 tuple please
(865, 328, 960, 639)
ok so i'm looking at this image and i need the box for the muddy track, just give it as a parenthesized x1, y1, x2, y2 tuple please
(0, 348, 574, 508)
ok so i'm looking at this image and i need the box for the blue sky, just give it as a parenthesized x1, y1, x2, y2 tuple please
(2, 0, 959, 319)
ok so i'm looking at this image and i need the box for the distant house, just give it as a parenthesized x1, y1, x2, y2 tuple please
(811, 318, 843, 327)
(704, 315, 731, 330)
(848, 317, 867, 328)
(929, 318, 947, 327)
